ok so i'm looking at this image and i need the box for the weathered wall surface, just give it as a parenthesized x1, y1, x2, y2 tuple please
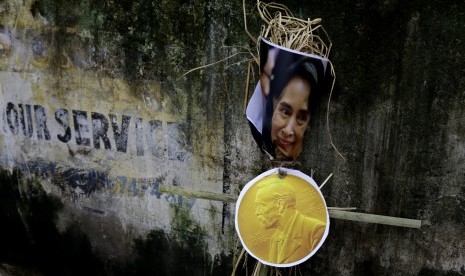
(0, 0, 253, 274)
(299, 1, 465, 275)
(0, 0, 464, 275)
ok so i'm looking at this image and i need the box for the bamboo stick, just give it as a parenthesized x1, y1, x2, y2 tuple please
(158, 185, 422, 228)
(328, 209, 422, 229)
(158, 184, 237, 202)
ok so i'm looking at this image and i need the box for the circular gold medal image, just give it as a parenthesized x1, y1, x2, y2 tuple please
(235, 168, 329, 267)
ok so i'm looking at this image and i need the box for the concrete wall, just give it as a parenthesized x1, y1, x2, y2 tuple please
(0, 0, 464, 275)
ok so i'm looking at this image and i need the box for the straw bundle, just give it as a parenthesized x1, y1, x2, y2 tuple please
(256, 1, 332, 59)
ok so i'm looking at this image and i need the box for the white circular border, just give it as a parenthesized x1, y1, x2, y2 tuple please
(235, 168, 330, 268)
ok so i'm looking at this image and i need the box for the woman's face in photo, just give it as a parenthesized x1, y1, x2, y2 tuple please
(271, 76, 311, 159)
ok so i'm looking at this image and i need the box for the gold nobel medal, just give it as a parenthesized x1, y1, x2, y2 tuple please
(235, 168, 329, 267)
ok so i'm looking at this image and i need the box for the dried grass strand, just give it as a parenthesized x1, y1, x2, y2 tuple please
(244, 0, 258, 44)
(231, 248, 246, 276)
(180, 51, 250, 78)
(327, 62, 345, 160)
(319, 173, 333, 189)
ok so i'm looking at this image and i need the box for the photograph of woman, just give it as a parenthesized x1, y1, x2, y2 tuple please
(247, 38, 330, 161)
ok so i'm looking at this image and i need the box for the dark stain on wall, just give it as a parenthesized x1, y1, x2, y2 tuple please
(128, 204, 231, 275)
(0, 168, 104, 275)
(0, 168, 232, 275)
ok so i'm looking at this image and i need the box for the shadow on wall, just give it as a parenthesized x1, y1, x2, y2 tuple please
(0, 168, 104, 276)
(0, 168, 232, 275)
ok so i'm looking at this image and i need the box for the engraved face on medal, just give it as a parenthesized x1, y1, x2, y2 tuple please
(235, 168, 329, 267)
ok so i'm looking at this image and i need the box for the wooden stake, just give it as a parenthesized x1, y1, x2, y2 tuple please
(158, 184, 237, 202)
(158, 185, 422, 229)
(329, 209, 422, 229)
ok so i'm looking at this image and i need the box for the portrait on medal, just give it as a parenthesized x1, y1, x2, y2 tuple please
(235, 169, 329, 267)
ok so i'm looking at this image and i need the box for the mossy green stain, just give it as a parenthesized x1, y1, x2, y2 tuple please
(170, 203, 208, 247)
(33, 0, 249, 80)
(128, 203, 232, 275)
(208, 203, 219, 221)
